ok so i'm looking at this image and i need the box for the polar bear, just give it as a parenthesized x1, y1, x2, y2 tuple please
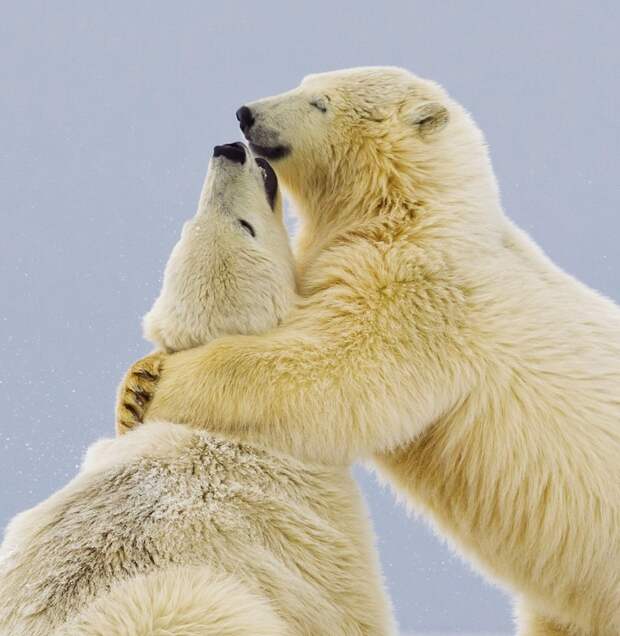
(0, 143, 396, 636)
(117, 68, 620, 635)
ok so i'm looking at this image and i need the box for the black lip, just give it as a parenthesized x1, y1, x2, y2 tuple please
(213, 142, 246, 164)
(249, 142, 290, 161)
(255, 157, 278, 209)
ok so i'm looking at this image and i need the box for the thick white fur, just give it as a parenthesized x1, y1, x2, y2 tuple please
(143, 150, 296, 352)
(124, 68, 620, 635)
(55, 566, 288, 636)
(0, 150, 396, 636)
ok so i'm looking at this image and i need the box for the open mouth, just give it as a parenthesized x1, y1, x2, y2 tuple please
(255, 157, 278, 208)
(249, 142, 290, 161)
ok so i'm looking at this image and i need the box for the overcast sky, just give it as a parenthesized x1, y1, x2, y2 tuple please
(1, 2, 618, 633)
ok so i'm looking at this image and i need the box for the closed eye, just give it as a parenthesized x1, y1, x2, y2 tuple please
(238, 219, 255, 238)
(310, 98, 327, 113)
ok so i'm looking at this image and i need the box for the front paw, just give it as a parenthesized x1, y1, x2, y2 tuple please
(115, 352, 166, 435)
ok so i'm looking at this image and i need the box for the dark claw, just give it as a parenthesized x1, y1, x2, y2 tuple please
(134, 388, 151, 406)
(123, 401, 141, 420)
(135, 369, 158, 381)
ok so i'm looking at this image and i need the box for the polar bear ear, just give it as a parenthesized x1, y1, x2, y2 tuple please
(409, 102, 449, 138)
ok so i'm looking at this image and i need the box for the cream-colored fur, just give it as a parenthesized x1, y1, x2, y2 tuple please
(0, 147, 396, 636)
(117, 68, 620, 635)
(56, 566, 289, 636)
(142, 146, 296, 354)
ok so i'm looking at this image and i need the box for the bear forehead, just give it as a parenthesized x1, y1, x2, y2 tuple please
(301, 66, 440, 104)
(303, 66, 413, 85)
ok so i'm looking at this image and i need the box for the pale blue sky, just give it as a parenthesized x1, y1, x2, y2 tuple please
(1, 2, 618, 632)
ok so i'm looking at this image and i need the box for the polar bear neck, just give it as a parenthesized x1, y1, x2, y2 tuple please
(285, 119, 504, 275)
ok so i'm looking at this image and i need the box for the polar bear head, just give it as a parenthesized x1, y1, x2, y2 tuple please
(143, 143, 296, 353)
(237, 67, 499, 222)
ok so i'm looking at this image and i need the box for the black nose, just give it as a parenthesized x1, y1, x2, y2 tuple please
(236, 106, 255, 135)
(213, 142, 246, 164)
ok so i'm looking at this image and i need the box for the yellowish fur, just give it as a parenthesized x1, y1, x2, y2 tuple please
(1, 422, 394, 635)
(1, 148, 396, 635)
(54, 566, 290, 636)
(117, 68, 620, 635)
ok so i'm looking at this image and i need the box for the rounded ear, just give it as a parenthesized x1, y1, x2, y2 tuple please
(410, 102, 449, 138)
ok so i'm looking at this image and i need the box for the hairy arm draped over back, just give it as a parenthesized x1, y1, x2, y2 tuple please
(118, 246, 471, 463)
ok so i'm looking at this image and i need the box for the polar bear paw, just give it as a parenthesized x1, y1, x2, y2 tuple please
(115, 351, 166, 435)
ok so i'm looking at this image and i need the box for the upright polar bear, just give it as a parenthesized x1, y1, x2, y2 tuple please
(0, 143, 396, 636)
(118, 68, 620, 635)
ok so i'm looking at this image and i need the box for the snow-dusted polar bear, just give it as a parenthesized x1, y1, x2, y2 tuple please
(117, 68, 620, 635)
(0, 143, 396, 636)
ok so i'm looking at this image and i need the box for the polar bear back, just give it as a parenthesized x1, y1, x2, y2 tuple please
(0, 422, 387, 635)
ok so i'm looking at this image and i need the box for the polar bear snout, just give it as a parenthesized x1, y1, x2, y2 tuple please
(236, 103, 291, 161)
(213, 142, 246, 165)
(236, 106, 255, 135)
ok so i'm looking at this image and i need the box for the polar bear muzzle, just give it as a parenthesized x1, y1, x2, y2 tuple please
(210, 142, 279, 211)
(236, 105, 291, 161)
(236, 106, 255, 135)
(213, 142, 247, 165)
